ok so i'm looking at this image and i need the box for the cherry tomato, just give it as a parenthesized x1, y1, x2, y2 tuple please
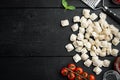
(61, 67, 68, 76)
(112, 0, 120, 4)
(75, 76, 83, 80)
(82, 72, 88, 78)
(67, 72, 75, 80)
(75, 67, 83, 74)
(68, 63, 76, 71)
(88, 74, 96, 80)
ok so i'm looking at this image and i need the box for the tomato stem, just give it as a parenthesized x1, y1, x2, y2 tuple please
(65, 68, 88, 80)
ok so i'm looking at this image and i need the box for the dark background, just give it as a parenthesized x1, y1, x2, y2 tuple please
(0, 0, 120, 80)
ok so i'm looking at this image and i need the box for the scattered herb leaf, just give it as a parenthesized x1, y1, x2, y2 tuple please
(62, 0, 76, 10)
(66, 6, 76, 10)
(62, 0, 68, 8)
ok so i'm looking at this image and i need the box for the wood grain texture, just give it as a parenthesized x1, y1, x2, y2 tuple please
(0, 0, 119, 8)
(0, 9, 120, 56)
(0, 0, 120, 80)
(0, 57, 115, 80)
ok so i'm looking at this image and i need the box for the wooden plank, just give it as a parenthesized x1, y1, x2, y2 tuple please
(0, 9, 120, 56)
(0, 57, 116, 80)
(0, 0, 85, 8)
(0, 0, 119, 8)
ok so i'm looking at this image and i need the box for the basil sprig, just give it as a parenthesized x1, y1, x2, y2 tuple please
(62, 0, 76, 10)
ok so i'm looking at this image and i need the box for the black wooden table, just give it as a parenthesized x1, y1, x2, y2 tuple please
(0, 0, 120, 80)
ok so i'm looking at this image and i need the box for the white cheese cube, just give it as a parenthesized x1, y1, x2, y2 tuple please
(95, 47, 101, 56)
(80, 16, 88, 28)
(82, 39, 88, 45)
(81, 53, 89, 61)
(99, 51, 106, 57)
(94, 22, 102, 33)
(84, 42, 91, 50)
(105, 36, 111, 42)
(90, 51, 97, 57)
(83, 9, 90, 18)
(106, 49, 112, 55)
(81, 21, 88, 28)
(87, 19, 93, 26)
(99, 12, 107, 20)
(86, 26, 93, 33)
(90, 13, 98, 21)
(61, 19, 69, 27)
(103, 59, 111, 67)
(77, 33, 84, 40)
(65, 43, 74, 52)
(73, 54, 81, 63)
(85, 33, 90, 39)
(110, 25, 119, 36)
(70, 34, 77, 42)
(99, 19, 104, 26)
(116, 32, 120, 39)
(99, 19, 107, 29)
(76, 41, 83, 47)
(93, 67, 102, 75)
(80, 16, 87, 22)
(81, 48, 88, 54)
(92, 46, 97, 51)
(106, 34, 113, 41)
(103, 29, 111, 36)
(75, 47, 82, 52)
(98, 35, 105, 40)
(101, 41, 108, 47)
(112, 37, 120, 46)
(73, 16, 80, 22)
(102, 47, 107, 52)
(110, 34, 113, 40)
(71, 23, 79, 32)
(111, 49, 119, 56)
(95, 39, 101, 47)
(79, 27, 85, 34)
(93, 59, 103, 67)
(92, 56, 99, 62)
(108, 42, 112, 47)
(103, 21, 109, 28)
(73, 41, 84, 48)
(92, 32, 99, 39)
(73, 41, 78, 48)
(84, 59, 92, 67)
(106, 48, 112, 55)
(89, 38, 95, 45)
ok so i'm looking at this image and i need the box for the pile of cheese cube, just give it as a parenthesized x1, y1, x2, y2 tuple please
(61, 9, 120, 75)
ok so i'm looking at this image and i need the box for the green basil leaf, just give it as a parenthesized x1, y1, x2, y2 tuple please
(61, 0, 76, 10)
(67, 5, 76, 10)
(62, 0, 68, 8)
